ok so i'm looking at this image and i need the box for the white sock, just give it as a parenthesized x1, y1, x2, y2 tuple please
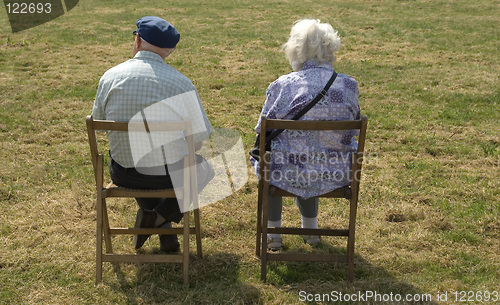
(301, 216, 318, 229)
(267, 220, 281, 239)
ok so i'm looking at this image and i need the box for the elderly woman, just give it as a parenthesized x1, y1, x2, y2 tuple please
(251, 19, 360, 250)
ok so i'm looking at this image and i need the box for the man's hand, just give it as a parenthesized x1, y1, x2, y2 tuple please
(195, 142, 203, 151)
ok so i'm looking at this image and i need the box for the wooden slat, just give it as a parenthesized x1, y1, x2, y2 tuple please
(109, 227, 196, 235)
(270, 186, 351, 199)
(92, 120, 130, 131)
(267, 227, 349, 237)
(266, 253, 348, 263)
(91, 119, 191, 132)
(104, 184, 180, 198)
(265, 118, 363, 131)
(102, 254, 184, 263)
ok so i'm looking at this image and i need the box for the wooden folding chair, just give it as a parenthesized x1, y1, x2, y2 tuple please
(256, 115, 368, 282)
(86, 115, 202, 285)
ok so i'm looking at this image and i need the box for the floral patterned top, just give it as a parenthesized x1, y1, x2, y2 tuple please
(251, 60, 360, 198)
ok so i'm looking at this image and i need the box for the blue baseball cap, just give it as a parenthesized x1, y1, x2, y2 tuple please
(134, 16, 180, 48)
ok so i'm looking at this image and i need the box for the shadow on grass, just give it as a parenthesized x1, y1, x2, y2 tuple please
(264, 243, 440, 304)
(108, 252, 261, 304)
(102, 241, 439, 304)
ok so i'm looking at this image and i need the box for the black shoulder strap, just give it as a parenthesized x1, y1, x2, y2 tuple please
(264, 71, 338, 146)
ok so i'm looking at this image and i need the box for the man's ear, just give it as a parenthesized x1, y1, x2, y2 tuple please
(135, 35, 142, 48)
(132, 35, 142, 57)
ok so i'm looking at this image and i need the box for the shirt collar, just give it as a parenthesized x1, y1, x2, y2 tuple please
(302, 60, 333, 71)
(133, 50, 165, 63)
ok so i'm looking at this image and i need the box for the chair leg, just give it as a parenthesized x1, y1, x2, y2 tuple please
(260, 183, 270, 282)
(347, 194, 358, 282)
(102, 200, 113, 254)
(256, 211, 263, 257)
(183, 212, 190, 285)
(347, 255, 354, 282)
(260, 233, 268, 282)
(96, 197, 103, 284)
(194, 208, 202, 259)
(256, 179, 263, 257)
(347, 225, 355, 282)
(95, 156, 105, 284)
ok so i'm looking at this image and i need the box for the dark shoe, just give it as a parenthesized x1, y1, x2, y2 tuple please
(133, 209, 157, 249)
(159, 222, 180, 253)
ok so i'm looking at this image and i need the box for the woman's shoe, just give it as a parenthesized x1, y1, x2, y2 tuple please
(302, 235, 321, 246)
(267, 236, 282, 251)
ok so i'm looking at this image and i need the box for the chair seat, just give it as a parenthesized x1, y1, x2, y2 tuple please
(104, 183, 181, 199)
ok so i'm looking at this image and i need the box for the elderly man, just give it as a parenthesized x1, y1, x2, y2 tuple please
(92, 16, 212, 253)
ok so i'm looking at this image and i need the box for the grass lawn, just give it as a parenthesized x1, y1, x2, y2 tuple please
(0, 0, 499, 304)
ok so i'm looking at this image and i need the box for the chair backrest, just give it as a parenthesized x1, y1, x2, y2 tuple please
(258, 115, 368, 187)
(85, 115, 197, 191)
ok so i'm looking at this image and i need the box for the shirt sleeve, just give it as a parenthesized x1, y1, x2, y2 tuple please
(91, 77, 107, 120)
(194, 89, 212, 141)
(347, 77, 360, 120)
(254, 80, 280, 134)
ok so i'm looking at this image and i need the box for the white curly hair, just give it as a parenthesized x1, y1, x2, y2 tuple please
(283, 19, 341, 71)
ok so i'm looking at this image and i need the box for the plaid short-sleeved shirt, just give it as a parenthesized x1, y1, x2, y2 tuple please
(92, 51, 212, 167)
